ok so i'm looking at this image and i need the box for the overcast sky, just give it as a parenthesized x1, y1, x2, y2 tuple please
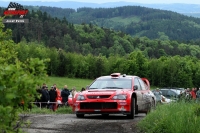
(1, 0, 200, 4)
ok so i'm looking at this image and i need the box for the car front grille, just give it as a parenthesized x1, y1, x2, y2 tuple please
(80, 102, 117, 109)
(87, 95, 111, 99)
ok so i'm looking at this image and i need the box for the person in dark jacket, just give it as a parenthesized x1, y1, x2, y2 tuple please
(61, 85, 70, 105)
(81, 87, 85, 92)
(49, 86, 57, 111)
(40, 85, 49, 108)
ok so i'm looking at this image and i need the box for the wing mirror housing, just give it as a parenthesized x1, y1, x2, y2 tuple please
(133, 85, 138, 90)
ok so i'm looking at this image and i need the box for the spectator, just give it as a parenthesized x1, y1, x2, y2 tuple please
(185, 88, 192, 101)
(53, 84, 62, 109)
(49, 86, 57, 111)
(81, 87, 85, 92)
(71, 87, 77, 112)
(196, 88, 200, 102)
(44, 86, 50, 109)
(86, 85, 89, 90)
(178, 90, 185, 101)
(40, 85, 49, 108)
(61, 85, 70, 105)
(191, 88, 196, 100)
(72, 87, 77, 98)
(153, 88, 162, 103)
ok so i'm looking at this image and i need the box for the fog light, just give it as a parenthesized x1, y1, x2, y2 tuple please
(119, 106, 126, 111)
(75, 107, 79, 111)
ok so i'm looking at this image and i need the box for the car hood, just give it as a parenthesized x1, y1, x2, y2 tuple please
(81, 89, 130, 95)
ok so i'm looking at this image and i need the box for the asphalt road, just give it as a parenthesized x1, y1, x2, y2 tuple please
(22, 113, 146, 133)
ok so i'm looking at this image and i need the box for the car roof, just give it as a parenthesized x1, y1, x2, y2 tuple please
(97, 75, 137, 79)
(159, 88, 184, 94)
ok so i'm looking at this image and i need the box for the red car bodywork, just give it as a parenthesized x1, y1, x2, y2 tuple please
(73, 73, 156, 119)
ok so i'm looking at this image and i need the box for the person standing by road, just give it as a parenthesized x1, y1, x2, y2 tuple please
(71, 87, 77, 112)
(153, 88, 162, 103)
(41, 85, 49, 108)
(81, 87, 85, 92)
(49, 86, 57, 111)
(71, 87, 77, 98)
(196, 88, 200, 102)
(61, 85, 70, 106)
(191, 88, 197, 100)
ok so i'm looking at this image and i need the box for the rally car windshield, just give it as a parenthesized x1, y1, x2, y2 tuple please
(89, 78, 132, 90)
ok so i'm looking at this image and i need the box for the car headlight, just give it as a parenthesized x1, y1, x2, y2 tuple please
(77, 95, 85, 101)
(112, 94, 127, 100)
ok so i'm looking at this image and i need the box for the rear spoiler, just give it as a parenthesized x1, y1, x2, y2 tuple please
(141, 78, 150, 90)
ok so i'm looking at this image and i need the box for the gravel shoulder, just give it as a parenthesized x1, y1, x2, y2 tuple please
(22, 114, 145, 133)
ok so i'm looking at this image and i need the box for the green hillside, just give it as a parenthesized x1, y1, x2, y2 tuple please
(1, 7, 200, 59)
(26, 6, 200, 41)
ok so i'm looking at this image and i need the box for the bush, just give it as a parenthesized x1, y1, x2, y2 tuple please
(0, 17, 48, 132)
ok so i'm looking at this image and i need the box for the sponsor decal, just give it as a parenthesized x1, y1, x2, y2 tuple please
(3, 2, 29, 23)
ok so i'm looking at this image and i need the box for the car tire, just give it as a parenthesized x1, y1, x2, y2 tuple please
(127, 98, 135, 119)
(76, 114, 84, 118)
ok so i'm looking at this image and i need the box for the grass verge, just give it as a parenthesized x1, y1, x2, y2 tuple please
(44, 76, 93, 91)
(137, 100, 200, 133)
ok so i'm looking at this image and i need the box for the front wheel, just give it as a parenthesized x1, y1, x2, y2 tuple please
(127, 98, 135, 119)
(76, 114, 84, 118)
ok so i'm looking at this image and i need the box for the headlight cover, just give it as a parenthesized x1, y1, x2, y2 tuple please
(112, 94, 127, 100)
(77, 95, 85, 101)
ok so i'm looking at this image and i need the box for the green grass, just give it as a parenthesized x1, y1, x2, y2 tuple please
(137, 100, 200, 133)
(43, 76, 93, 91)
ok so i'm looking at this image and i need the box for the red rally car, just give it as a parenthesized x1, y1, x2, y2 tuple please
(73, 73, 156, 119)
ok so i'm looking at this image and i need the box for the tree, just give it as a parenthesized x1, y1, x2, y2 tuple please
(0, 17, 48, 132)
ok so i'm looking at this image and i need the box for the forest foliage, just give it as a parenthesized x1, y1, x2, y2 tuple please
(1, 7, 200, 58)
(0, 7, 200, 88)
(16, 41, 200, 88)
(17, 5, 200, 41)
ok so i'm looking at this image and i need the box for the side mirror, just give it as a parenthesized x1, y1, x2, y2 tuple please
(133, 85, 138, 90)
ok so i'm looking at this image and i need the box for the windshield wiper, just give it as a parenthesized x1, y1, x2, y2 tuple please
(89, 88, 99, 89)
(102, 87, 123, 89)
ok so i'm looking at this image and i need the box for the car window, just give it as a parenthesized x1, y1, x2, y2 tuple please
(160, 90, 168, 96)
(138, 78, 147, 90)
(89, 78, 132, 89)
(134, 78, 142, 90)
(168, 90, 177, 97)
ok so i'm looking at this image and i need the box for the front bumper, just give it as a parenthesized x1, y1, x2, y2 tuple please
(74, 99, 131, 114)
